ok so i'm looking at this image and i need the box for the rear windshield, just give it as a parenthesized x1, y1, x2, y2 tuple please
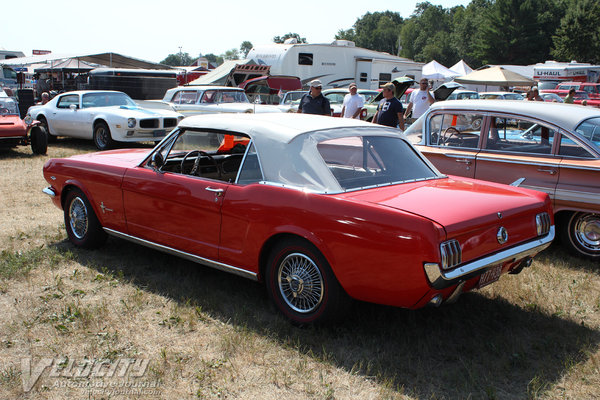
(317, 135, 437, 191)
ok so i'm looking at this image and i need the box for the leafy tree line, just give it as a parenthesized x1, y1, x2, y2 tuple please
(336, 0, 600, 68)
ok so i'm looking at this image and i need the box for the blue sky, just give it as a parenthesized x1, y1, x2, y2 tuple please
(2, 0, 471, 62)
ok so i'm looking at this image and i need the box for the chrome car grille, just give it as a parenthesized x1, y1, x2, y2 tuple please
(140, 119, 159, 129)
(440, 239, 462, 270)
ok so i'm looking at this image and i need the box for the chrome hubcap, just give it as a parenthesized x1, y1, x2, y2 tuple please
(96, 127, 108, 147)
(574, 213, 600, 251)
(69, 197, 88, 240)
(278, 253, 324, 313)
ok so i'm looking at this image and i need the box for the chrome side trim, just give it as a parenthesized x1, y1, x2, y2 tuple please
(424, 226, 555, 289)
(475, 157, 559, 167)
(103, 228, 258, 281)
(42, 187, 56, 197)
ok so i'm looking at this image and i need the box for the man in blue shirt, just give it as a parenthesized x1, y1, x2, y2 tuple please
(298, 80, 332, 115)
(374, 82, 405, 129)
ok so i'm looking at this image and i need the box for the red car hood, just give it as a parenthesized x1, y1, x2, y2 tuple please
(340, 176, 548, 235)
(0, 115, 27, 138)
(68, 149, 150, 168)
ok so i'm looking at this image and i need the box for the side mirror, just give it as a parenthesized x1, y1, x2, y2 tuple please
(69, 104, 78, 111)
(151, 152, 164, 171)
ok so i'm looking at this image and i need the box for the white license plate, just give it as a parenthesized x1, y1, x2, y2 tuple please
(478, 264, 502, 289)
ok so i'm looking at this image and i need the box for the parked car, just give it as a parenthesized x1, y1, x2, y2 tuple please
(238, 75, 302, 105)
(277, 90, 305, 113)
(27, 90, 183, 151)
(539, 92, 564, 102)
(480, 92, 524, 100)
(556, 82, 600, 99)
(0, 91, 47, 154)
(445, 90, 480, 100)
(404, 99, 600, 259)
(322, 88, 380, 118)
(161, 86, 282, 116)
(42, 113, 554, 324)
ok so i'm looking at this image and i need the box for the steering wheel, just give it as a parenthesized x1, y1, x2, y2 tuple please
(441, 126, 461, 144)
(0, 108, 9, 115)
(180, 150, 221, 179)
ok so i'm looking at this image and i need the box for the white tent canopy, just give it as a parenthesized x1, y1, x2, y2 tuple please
(450, 60, 473, 76)
(422, 60, 460, 80)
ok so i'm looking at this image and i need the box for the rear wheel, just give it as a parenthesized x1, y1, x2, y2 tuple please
(30, 125, 48, 155)
(93, 121, 114, 151)
(63, 189, 107, 249)
(266, 238, 348, 325)
(559, 212, 600, 260)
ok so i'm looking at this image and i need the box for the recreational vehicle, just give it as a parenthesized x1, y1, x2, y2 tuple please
(247, 40, 423, 90)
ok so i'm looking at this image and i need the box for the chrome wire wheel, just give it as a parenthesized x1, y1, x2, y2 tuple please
(572, 213, 600, 253)
(277, 252, 324, 313)
(68, 197, 89, 240)
(94, 125, 109, 149)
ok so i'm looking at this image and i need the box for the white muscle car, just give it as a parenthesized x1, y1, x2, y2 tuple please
(161, 86, 282, 116)
(27, 90, 184, 150)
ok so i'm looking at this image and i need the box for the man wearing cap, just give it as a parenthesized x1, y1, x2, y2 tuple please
(341, 83, 365, 119)
(374, 82, 405, 129)
(298, 79, 332, 115)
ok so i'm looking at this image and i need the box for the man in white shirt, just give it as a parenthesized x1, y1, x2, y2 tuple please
(341, 83, 365, 119)
(404, 78, 435, 120)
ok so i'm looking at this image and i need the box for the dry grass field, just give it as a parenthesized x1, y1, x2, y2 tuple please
(1, 139, 599, 399)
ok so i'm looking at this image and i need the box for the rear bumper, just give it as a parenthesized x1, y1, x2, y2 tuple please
(424, 226, 555, 289)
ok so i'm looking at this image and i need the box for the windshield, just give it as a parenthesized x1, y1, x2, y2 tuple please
(82, 92, 137, 108)
(283, 91, 305, 104)
(0, 98, 19, 115)
(575, 117, 600, 151)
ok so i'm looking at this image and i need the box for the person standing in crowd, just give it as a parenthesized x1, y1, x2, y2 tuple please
(297, 79, 331, 115)
(373, 82, 405, 129)
(341, 83, 365, 119)
(40, 92, 50, 105)
(531, 87, 544, 101)
(404, 78, 435, 121)
(564, 88, 576, 104)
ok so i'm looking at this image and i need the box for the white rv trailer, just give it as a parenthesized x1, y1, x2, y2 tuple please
(247, 40, 423, 90)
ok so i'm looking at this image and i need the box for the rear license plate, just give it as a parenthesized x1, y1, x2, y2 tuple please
(153, 129, 166, 137)
(478, 264, 502, 289)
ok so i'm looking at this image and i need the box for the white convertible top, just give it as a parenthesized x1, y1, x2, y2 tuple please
(177, 113, 413, 193)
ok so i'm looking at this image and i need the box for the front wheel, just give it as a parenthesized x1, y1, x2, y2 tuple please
(93, 122, 115, 151)
(559, 212, 600, 260)
(63, 189, 107, 249)
(30, 125, 48, 155)
(266, 238, 348, 325)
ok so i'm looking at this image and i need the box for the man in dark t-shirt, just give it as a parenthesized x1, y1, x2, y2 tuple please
(374, 82, 405, 129)
(297, 79, 332, 115)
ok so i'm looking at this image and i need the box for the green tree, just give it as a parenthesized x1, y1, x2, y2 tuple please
(273, 33, 307, 43)
(240, 41, 253, 58)
(204, 53, 224, 66)
(160, 52, 196, 66)
(336, 11, 403, 54)
(552, 0, 600, 63)
(222, 48, 240, 60)
(450, 0, 492, 67)
(399, 3, 456, 65)
(473, 0, 562, 65)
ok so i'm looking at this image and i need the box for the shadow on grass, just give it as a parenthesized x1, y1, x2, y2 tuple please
(52, 237, 600, 399)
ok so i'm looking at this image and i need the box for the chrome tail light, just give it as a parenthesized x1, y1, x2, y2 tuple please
(536, 212, 551, 236)
(440, 239, 462, 270)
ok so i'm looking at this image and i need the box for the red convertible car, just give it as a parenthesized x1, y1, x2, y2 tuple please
(0, 92, 47, 154)
(42, 114, 554, 324)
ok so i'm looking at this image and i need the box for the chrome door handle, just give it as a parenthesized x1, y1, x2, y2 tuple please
(455, 158, 472, 165)
(205, 187, 224, 196)
(537, 168, 556, 175)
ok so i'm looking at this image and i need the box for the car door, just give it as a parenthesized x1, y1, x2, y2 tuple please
(169, 89, 202, 117)
(474, 115, 560, 198)
(121, 129, 231, 260)
(555, 128, 600, 213)
(416, 111, 484, 178)
(50, 94, 80, 135)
